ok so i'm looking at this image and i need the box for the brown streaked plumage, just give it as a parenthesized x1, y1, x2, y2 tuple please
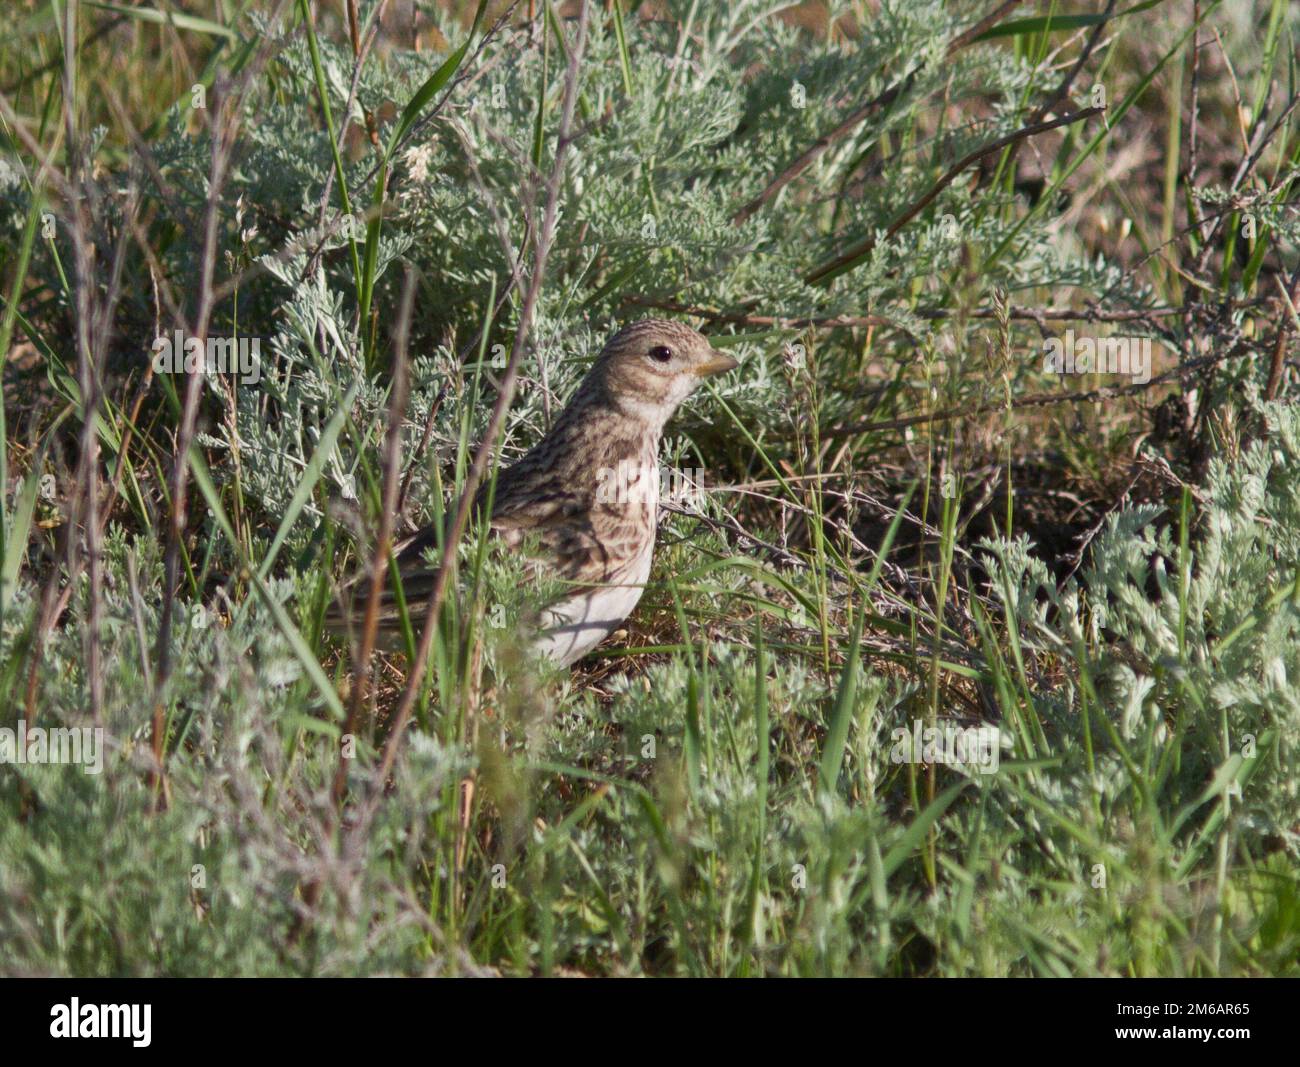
(330, 319, 739, 665)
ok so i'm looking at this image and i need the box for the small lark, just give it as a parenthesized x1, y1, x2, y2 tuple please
(336, 319, 739, 665)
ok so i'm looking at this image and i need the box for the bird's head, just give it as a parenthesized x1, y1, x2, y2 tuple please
(589, 319, 739, 426)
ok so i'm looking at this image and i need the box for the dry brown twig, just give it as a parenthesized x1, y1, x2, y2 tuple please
(805, 105, 1105, 285)
(150, 0, 297, 804)
(336, 1, 593, 867)
(1265, 268, 1300, 402)
(622, 294, 1198, 330)
(731, 0, 1025, 225)
(331, 266, 416, 809)
(811, 337, 1262, 441)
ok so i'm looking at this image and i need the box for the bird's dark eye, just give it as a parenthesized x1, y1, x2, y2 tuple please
(648, 345, 673, 363)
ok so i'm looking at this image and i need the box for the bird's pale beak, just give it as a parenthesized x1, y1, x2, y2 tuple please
(696, 349, 740, 378)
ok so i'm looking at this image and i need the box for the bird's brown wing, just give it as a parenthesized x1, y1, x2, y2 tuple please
(325, 469, 588, 643)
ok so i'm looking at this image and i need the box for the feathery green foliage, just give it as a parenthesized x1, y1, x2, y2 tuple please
(1, 0, 1298, 976)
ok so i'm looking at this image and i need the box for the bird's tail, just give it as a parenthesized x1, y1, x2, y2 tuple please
(323, 553, 442, 648)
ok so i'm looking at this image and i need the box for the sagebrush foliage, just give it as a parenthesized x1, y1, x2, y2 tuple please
(1, 0, 1298, 976)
